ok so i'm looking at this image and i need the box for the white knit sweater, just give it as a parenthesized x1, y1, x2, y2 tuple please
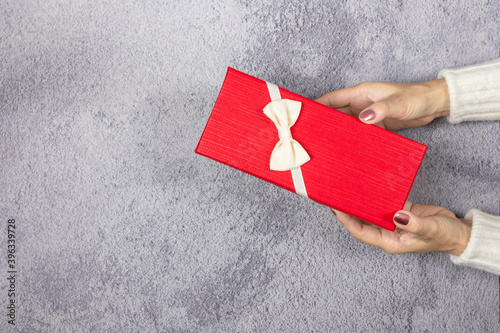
(438, 58, 500, 275)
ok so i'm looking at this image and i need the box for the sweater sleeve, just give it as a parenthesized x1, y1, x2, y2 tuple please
(438, 59, 500, 275)
(438, 58, 500, 124)
(450, 210, 500, 275)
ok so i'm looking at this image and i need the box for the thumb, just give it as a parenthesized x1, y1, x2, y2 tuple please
(358, 99, 401, 124)
(393, 211, 435, 236)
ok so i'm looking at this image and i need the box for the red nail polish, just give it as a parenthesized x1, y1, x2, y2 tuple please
(394, 212, 410, 225)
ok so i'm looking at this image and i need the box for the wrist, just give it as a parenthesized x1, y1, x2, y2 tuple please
(424, 78, 450, 118)
(448, 219, 472, 256)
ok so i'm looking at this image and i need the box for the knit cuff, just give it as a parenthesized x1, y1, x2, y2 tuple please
(450, 209, 500, 275)
(438, 58, 500, 124)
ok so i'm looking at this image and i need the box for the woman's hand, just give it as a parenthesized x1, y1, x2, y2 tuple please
(316, 79, 450, 130)
(332, 202, 471, 256)
(320, 78, 468, 254)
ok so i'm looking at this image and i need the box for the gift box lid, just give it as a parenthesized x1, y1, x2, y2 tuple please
(195, 67, 427, 231)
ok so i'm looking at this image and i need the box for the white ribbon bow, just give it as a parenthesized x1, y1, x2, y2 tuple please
(263, 99, 311, 171)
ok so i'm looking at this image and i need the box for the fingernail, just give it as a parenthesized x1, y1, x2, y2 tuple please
(359, 109, 376, 121)
(330, 208, 337, 216)
(394, 212, 410, 225)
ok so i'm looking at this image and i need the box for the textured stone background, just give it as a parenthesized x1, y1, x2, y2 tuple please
(0, 1, 499, 332)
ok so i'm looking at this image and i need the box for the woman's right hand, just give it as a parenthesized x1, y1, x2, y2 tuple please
(315, 79, 450, 130)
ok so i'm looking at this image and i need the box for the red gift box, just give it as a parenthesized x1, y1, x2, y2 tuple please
(195, 67, 427, 231)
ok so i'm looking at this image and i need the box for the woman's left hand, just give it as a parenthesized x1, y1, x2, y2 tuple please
(332, 201, 472, 256)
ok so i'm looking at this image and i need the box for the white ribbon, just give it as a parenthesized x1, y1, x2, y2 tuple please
(264, 82, 310, 197)
(263, 99, 311, 171)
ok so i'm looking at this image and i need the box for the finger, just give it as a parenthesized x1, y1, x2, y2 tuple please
(332, 209, 364, 234)
(393, 210, 437, 236)
(331, 106, 363, 119)
(315, 86, 361, 109)
(334, 210, 387, 248)
(358, 96, 410, 124)
(403, 201, 413, 211)
(335, 106, 353, 115)
(409, 203, 456, 218)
